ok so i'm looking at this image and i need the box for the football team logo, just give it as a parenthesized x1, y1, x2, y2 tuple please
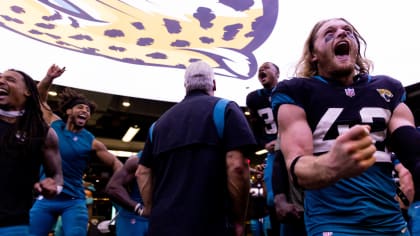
(344, 88, 355, 97)
(376, 88, 393, 102)
(0, 0, 279, 80)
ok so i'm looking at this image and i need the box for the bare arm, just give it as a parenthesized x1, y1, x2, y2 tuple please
(394, 162, 415, 205)
(105, 157, 139, 212)
(388, 103, 415, 132)
(34, 128, 63, 198)
(264, 140, 277, 153)
(38, 64, 65, 103)
(136, 164, 152, 216)
(277, 104, 376, 189)
(92, 139, 123, 172)
(37, 64, 65, 124)
(226, 149, 250, 236)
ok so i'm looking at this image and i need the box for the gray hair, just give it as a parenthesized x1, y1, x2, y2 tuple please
(184, 61, 214, 94)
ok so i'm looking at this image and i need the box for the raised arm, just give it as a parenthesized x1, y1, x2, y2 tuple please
(226, 149, 250, 236)
(92, 139, 123, 172)
(38, 64, 66, 103)
(105, 156, 142, 213)
(34, 127, 63, 198)
(37, 64, 65, 124)
(277, 104, 376, 189)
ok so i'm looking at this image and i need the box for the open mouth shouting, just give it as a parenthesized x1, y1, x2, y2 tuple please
(334, 41, 350, 57)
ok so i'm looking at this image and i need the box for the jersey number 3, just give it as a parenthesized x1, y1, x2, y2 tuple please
(258, 107, 277, 135)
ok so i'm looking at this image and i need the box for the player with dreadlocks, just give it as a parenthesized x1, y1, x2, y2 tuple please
(0, 68, 63, 235)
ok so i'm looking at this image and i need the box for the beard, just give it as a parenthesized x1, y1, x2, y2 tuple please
(69, 116, 87, 129)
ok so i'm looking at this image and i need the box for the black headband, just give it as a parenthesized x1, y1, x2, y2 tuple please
(63, 98, 90, 111)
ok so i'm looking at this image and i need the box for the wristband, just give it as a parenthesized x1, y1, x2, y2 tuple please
(390, 152, 400, 166)
(134, 203, 144, 216)
(56, 185, 63, 195)
(290, 155, 303, 188)
(390, 126, 420, 164)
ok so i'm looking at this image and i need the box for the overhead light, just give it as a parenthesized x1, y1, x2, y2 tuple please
(122, 98, 131, 107)
(108, 150, 138, 158)
(255, 149, 268, 155)
(244, 111, 250, 116)
(48, 91, 58, 96)
(122, 126, 140, 142)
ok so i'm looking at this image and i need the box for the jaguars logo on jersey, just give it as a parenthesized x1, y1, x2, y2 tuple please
(376, 88, 393, 102)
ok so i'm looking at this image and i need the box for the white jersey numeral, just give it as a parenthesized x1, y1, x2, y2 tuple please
(250, 187, 264, 197)
(313, 107, 391, 156)
(257, 107, 277, 135)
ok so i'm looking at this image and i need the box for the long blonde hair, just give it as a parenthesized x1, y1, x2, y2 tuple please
(294, 18, 373, 78)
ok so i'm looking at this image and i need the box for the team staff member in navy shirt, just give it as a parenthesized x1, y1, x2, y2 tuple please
(136, 61, 257, 236)
(272, 18, 419, 235)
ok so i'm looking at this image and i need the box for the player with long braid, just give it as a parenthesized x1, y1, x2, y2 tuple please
(0, 69, 63, 235)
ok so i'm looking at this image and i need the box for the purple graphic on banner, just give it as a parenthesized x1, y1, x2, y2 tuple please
(0, 0, 278, 80)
